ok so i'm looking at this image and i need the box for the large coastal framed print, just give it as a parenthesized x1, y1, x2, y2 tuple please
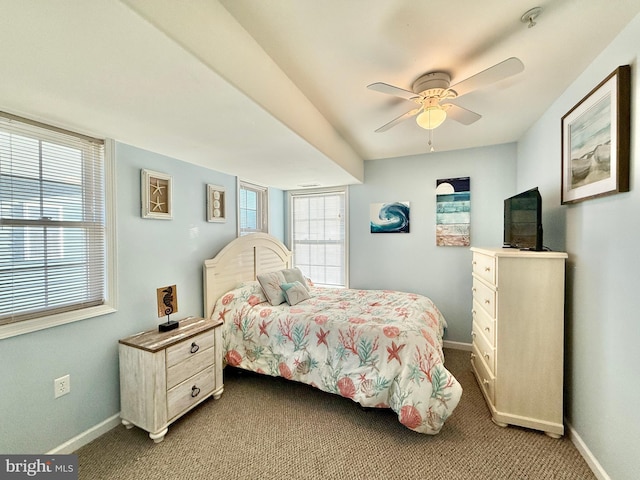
(141, 169, 172, 219)
(561, 65, 630, 204)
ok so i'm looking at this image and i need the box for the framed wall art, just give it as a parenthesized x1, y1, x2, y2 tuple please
(141, 169, 172, 219)
(207, 184, 226, 222)
(561, 65, 630, 204)
(370, 201, 410, 233)
(436, 177, 470, 246)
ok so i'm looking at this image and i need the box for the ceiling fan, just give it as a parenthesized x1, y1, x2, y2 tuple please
(367, 57, 524, 132)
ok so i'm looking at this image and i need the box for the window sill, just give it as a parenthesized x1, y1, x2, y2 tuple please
(0, 304, 117, 340)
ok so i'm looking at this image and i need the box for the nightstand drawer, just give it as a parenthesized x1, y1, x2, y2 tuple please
(166, 346, 216, 389)
(167, 365, 216, 420)
(472, 277, 496, 318)
(166, 330, 215, 368)
(472, 299, 495, 347)
(472, 253, 496, 285)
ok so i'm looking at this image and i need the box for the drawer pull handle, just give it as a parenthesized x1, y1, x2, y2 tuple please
(471, 331, 476, 338)
(470, 353, 476, 360)
(484, 352, 490, 360)
(483, 379, 490, 386)
(484, 267, 491, 272)
(191, 385, 201, 398)
(484, 299, 490, 305)
(190, 342, 200, 354)
(485, 327, 490, 333)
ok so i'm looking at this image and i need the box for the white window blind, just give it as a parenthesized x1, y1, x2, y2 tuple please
(239, 181, 268, 235)
(0, 113, 106, 326)
(290, 188, 347, 287)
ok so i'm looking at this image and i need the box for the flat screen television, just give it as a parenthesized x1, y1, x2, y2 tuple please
(503, 187, 543, 251)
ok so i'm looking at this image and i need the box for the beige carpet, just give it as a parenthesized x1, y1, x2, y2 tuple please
(77, 349, 595, 479)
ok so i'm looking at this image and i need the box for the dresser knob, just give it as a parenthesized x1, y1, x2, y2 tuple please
(191, 385, 201, 398)
(483, 379, 490, 386)
(190, 342, 200, 354)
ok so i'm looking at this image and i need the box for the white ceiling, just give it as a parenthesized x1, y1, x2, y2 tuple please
(2, 0, 640, 190)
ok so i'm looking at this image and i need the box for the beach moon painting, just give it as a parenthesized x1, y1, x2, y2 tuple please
(436, 177, 470, 246)
(370, 201, 410, 233)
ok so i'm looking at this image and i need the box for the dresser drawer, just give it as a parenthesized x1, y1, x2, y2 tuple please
(166, 346, 216, 389)
(472, 321, 495, 375)
(167, 365, 216, 420)
(166, 330, 215, 368)
(472, 276, 496, 318)
(471, 343, 495, 404)
(472, 299, 495, 347)
(472, 252, 496, 285)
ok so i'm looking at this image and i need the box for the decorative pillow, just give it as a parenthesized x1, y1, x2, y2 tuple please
(257, 271, 287, 306)
(280, 281, 311, 306)
(281, 267, 310, 291)
(238, 281, 267, 304)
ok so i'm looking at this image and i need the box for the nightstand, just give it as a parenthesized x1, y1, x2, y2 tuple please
(118, 317, 224, 443)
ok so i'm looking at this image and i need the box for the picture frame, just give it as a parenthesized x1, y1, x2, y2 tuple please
(370, 201, 410, 233)
(561, 65, 630, 204)
(207, 184, 226, 222)
(141, 169, 172, 219)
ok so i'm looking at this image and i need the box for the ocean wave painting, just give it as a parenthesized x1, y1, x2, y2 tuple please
(436, 177, 470, 246)
(370, 201, 410, 233)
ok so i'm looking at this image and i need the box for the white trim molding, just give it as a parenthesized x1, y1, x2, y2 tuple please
(48, 413, 121, 454)
(565, 420, 611, 480)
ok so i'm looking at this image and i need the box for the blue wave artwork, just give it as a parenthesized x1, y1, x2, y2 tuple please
(370, 201, 410, 233)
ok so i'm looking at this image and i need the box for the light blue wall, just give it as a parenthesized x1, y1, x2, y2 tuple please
(518, 14, 640, 480)
(0, 142, 283, 454)
(349, 143, 516, 343)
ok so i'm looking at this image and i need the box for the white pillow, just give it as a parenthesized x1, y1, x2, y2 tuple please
(257, 271, 287, 306)
(281, 267, 310, 291)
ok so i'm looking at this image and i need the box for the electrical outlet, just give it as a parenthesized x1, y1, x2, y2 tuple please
(54, 374, 71, 398)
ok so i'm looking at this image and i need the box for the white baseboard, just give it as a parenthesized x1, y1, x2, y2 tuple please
(565, 419, 611, 480)
(48, 413, 121, 454)
(443, 340, 472, 351)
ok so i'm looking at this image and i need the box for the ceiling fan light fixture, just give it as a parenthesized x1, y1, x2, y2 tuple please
(416, 106, 447, 130)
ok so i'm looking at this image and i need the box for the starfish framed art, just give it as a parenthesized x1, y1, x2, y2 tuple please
(141, 169, 172, 219)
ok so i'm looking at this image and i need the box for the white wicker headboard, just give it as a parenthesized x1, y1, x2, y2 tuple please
(203, 233, 293, 319)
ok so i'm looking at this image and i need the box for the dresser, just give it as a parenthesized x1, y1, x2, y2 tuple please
(470, 247, 567, 438)
(119, 317, 224, 442)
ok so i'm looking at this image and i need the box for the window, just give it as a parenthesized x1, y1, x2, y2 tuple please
(238, 180, 268, 235)
(289, 188, 348, 287)
(0, 112, 116, 339)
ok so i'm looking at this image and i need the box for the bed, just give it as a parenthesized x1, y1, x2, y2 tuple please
(203, 233, 462, 434)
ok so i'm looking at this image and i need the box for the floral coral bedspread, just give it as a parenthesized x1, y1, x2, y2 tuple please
(212, 282, 462, 434)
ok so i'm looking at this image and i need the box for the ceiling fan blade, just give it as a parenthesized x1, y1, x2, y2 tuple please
(375, 107, 421, 132)
(449, 57, 524, 98)
(443, 103, 481, 125)
(367, 82, 419, 101)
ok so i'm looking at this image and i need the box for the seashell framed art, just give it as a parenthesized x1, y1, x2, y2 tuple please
(141, 169, 172, 219)
(207, 184, 226, 222)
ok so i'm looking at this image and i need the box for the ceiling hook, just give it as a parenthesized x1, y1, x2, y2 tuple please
(521, 7, 543, 28)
